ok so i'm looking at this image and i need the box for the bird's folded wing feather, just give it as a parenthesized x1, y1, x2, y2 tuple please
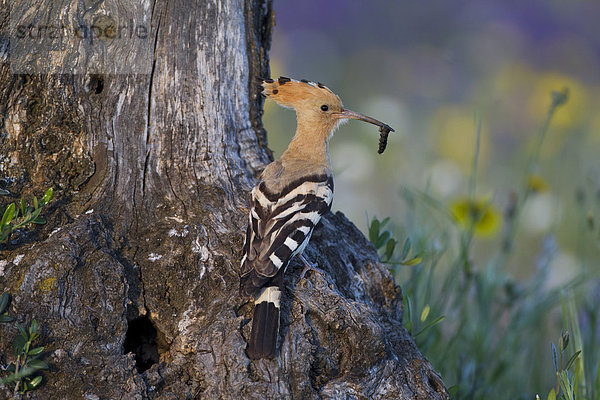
(240, 174, 333, 295)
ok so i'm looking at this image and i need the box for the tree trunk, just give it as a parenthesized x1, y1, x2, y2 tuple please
(0, 1, 448, 399)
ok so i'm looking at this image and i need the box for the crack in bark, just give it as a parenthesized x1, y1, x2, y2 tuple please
(136, 256, 149, 316)
(244, 0, 274, 163)
(197, 82, 210, 163)
(142, 2, 162, 205)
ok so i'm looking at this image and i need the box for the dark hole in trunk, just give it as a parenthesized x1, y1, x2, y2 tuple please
(123, 315, 160, 373)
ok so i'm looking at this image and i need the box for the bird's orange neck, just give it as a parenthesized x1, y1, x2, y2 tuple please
(282, 122, 332, 168)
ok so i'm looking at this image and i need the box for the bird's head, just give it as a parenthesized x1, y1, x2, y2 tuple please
(261, 77, 393, 140)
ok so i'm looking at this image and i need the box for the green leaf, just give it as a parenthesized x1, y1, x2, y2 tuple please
(420, 305, 430, 323)
(28, 346, 44, 356)
(32, 216, 46, 225)
(574, 354, 582, 398)
(16, 321, 27, 339)
(564, 350, 581, 371)
(560, 330, 569, 352)
(33, 196, 38, 210)
(404, 256, 423, 266)
(551, 342, 558, 372)
(559, 370, 574, 400)
(368, 218, 380, 244)
(375, 230, 391, 249)
(380, 216, 390, 228)
(0, 224, 11, 241)
(0, 292, 9, 314)
(29, 319, 38, 336)
(0, 364, 42, 386)
(447, 386, 459, 397)
(13, 334, 27, 356)
(41, 188, 53, 205)
(26, 359, 48, 370)
(20, 381, 30, 393)
(20, 198, 26, 217)
(0, 314, 15, 323)
(30, 207, 42, 221)
(1, 202, 16, 229)
(29, 375, 43, 388)
(384, 238, 397, 261)
(546, 388, 556, 400)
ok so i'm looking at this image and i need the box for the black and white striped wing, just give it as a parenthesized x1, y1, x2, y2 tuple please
(240, 174, 333, 296)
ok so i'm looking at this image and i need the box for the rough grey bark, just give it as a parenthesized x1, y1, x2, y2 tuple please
(0, 0, 448, 399)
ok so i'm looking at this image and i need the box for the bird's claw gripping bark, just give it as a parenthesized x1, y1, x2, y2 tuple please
(298, 254, 326, 280)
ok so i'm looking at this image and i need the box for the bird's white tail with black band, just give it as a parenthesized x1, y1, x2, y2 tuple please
(247, 286, 281, 359)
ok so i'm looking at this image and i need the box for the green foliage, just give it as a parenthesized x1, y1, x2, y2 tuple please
(0, 293, 48, 395)
(538, 293, 600, 400)
(0, 293, 14, 323)
(548, 328, 581, 400)
(368, 89, 600, 398)
(0, 188, 53, 242)
(547, 296, 592, 400)
(369, 216, 422, 266)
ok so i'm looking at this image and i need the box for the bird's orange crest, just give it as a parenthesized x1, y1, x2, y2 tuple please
(261, 77, 342, 111)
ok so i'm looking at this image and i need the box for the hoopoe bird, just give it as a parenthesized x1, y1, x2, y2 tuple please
(240, 77, 394, 359)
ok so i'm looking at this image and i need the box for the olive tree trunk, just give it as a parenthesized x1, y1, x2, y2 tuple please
(0, 0, 448, 398)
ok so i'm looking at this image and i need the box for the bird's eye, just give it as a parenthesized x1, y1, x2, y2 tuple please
(320, 105, 329, 112)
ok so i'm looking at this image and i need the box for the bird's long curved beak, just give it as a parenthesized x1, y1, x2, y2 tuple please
(335, 109, 395, 132)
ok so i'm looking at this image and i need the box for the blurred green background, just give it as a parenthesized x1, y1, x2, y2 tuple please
(264, 1, 600, 399)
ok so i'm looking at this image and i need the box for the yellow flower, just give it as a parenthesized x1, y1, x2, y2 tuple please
(450, 197, 501, 237)
(527, 175, 550, 193)
(528, 72, 588, 132)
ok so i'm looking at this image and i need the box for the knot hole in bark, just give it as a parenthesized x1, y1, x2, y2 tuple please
(85, 74, 104, 94)
(123, 315, 166, 373)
